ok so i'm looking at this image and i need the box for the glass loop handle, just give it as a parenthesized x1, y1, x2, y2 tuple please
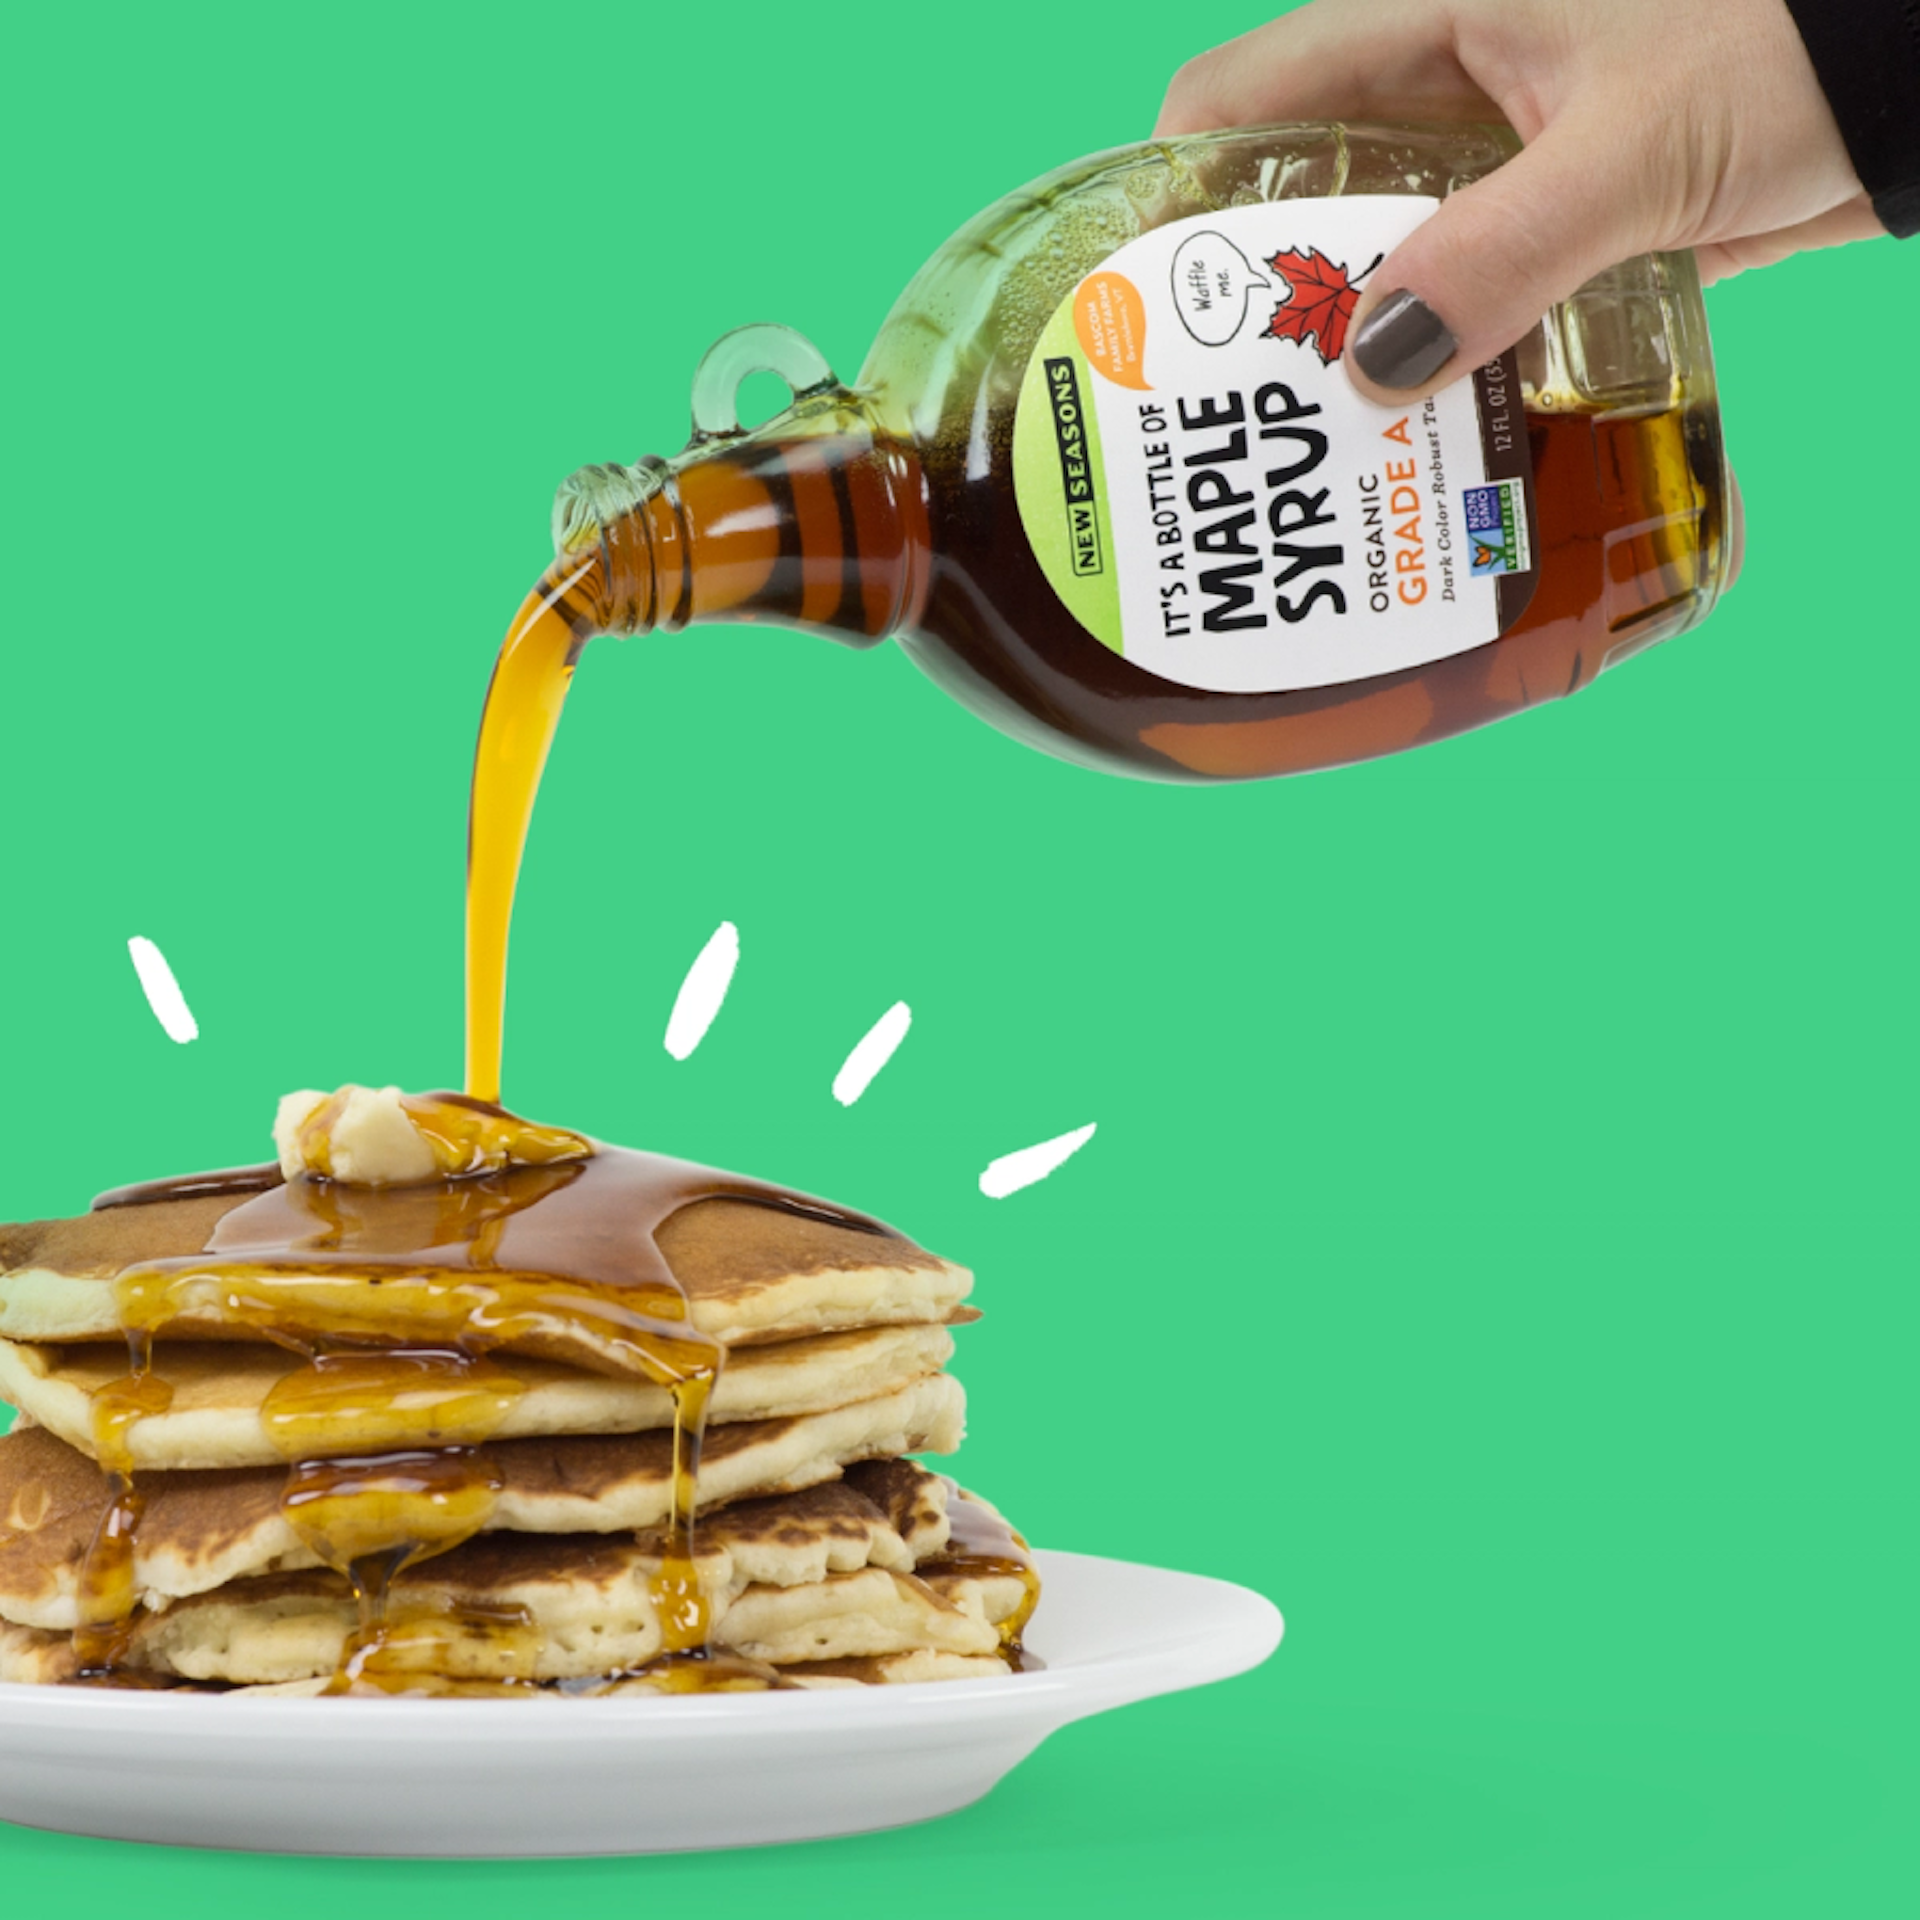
(688, 323, 839, 442)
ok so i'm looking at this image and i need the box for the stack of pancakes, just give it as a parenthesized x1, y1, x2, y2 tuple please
(0, 1141, 1035, 1694)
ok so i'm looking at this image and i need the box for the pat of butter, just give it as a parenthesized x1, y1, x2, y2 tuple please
(273, 1085, 591, 1186)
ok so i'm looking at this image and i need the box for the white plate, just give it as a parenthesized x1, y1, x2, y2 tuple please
(0, 1550, 1281, 1856)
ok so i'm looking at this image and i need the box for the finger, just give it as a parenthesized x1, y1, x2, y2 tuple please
(1155, 1, 1495, 137)
(1343, 116, 1658, 403)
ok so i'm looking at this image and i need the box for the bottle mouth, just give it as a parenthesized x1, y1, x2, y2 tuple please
(550, 456, 677, 635)
(550, 458, 668, 560)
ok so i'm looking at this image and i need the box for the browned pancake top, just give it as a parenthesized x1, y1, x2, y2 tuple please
(845, 1456, 950, 1548)
(0, 1420, 937, 1608)
(0, 1424, 281, 1584)
(1, 1169, 944, 1305)
(699, 1477, 918, 1555)
(0, 1407, 911, 1596)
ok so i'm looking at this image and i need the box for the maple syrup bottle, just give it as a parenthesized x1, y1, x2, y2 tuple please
(468, 123, 1732, 1090)
(544, 124, 1731, 784)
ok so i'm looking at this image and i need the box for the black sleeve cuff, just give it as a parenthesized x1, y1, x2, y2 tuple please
(1784, 0, 1920, 237)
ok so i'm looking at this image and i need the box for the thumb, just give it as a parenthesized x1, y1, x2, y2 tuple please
(1346, 119, 1663, 403)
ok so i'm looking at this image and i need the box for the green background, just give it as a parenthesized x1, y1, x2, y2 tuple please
(1, 1, 1913, 1912)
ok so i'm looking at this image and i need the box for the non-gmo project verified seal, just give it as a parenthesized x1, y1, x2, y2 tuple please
(1463, 478, 1530, 577)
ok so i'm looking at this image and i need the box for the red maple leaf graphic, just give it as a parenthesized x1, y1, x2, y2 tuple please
(1263, 247, 1379, 364)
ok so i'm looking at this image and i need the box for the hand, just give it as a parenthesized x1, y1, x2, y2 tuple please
(1156, 0, 1882, 405)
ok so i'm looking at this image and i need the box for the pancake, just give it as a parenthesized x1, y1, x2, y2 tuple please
(0, 1324, 960, 1472)
(777, 1652, 1012, 1689)
(0, 1186, 972, 1368)
(226, 1651, 1014, 1696)
(0, 1471, 1022, 1686)
(0, 1375, 966, 1629)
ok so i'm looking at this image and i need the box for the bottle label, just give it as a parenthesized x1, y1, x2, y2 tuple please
(1012, 197, 1538, 693)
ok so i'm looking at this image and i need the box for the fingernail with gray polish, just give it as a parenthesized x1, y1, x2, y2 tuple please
(1351, 290, 1456, 390)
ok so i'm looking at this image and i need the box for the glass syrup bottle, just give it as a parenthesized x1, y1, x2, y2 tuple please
(465, 123, 1729, 1093)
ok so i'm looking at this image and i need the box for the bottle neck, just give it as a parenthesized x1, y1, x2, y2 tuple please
(554, 414, 929, 648)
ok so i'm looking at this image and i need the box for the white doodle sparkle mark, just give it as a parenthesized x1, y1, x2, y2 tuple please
(832, 1001, 912, 1107)
(979, 1121, 1097, 1199)
(664, 921, 740, 1060)
(127, 936, 199, 1044)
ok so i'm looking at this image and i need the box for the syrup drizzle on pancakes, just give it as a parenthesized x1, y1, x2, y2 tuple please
(75, 1099, 903, 1693)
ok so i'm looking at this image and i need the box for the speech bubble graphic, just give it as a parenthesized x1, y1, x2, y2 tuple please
(1170, 232, 1272, 347)
(1073, 271, 1150, 389)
